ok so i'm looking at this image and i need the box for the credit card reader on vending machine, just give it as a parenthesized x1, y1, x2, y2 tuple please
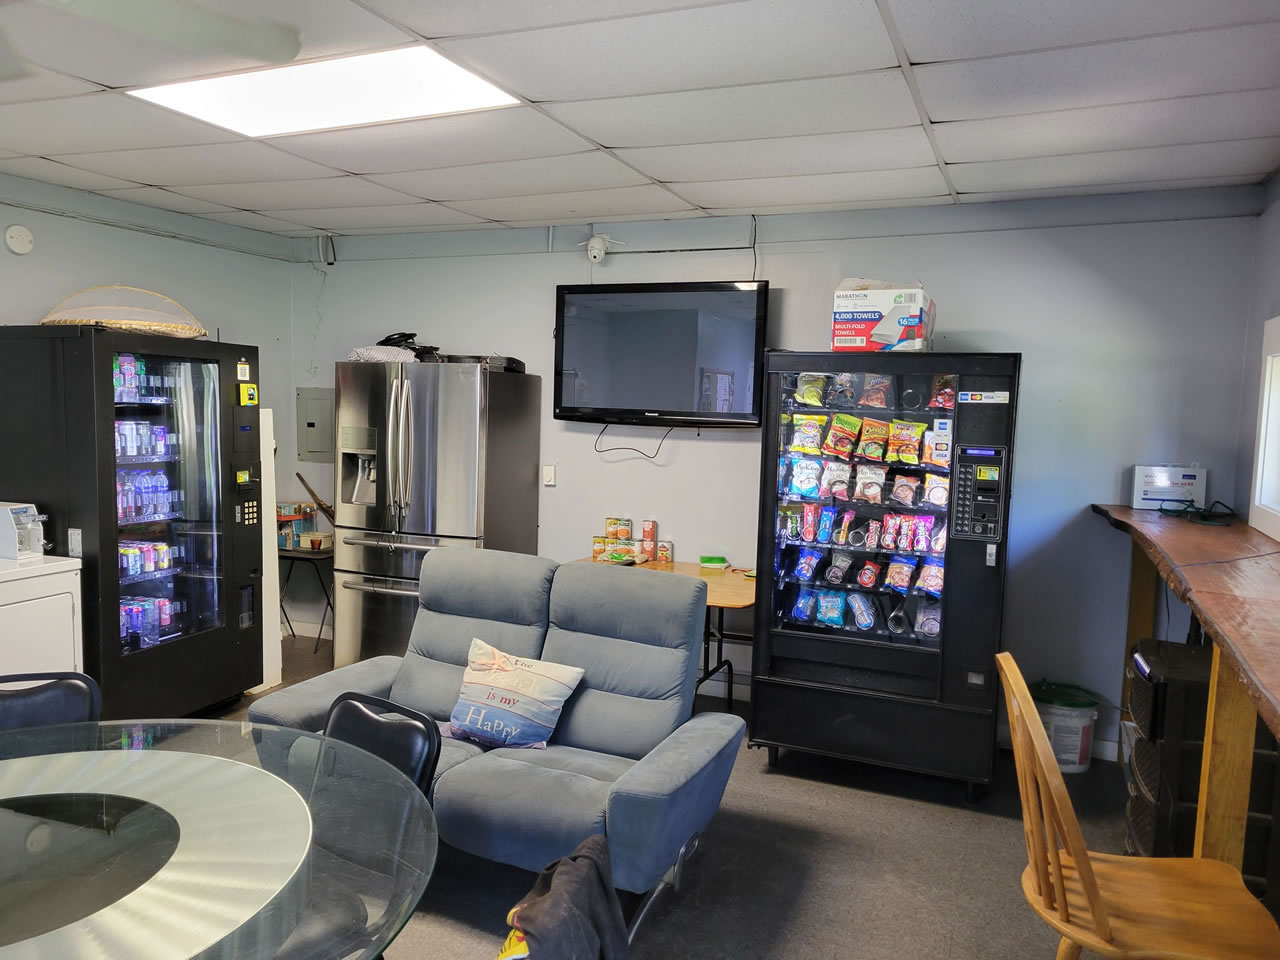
(951, 447, 1007, 541)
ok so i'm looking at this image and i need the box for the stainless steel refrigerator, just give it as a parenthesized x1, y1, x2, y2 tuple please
(332, 356, 540, 666)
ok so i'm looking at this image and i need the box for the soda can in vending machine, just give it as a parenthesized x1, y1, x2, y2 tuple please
(140, 544, 155, 573)
(127, 547, 143, 577)
(126, 602, 145, 636)
(155, 542, 170, 570)
(156, 597, 172, 629)
(150, 424, 166, 456)
(120, 604, 128, 639)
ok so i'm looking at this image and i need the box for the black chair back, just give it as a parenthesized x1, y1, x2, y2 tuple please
(322, 692, 442, 797)
(0, 672, 102, 731)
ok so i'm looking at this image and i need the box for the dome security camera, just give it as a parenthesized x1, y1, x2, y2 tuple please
(586, 234, 609, 263)
(579, 233, 625, 264)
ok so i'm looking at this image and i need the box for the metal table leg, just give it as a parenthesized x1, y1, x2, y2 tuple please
(280, 558, 297, 639)
(695, 606, 735, 713)
(307, 557, 334, 655)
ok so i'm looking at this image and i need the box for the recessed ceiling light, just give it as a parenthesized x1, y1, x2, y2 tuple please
(128, 47, 518, 138)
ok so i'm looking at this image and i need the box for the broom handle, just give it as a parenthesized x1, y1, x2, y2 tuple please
(296, 472, 336, 525)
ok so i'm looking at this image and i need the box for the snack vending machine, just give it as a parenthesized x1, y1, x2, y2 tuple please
(751, 351, 1020, 796)
(0, 326, 263, 719)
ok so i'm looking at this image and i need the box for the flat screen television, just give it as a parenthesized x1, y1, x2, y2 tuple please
(554, 280, 768, 427)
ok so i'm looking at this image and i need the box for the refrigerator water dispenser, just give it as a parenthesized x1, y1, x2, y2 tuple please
(340, 426, 379, 506)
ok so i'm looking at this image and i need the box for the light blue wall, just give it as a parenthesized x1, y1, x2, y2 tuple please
(285, 197, 1262, 742)
(1, 168, 1270, 745)
(0, 176, 293, 413)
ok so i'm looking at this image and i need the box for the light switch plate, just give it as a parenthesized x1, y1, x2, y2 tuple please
(542, 464, 557, 486)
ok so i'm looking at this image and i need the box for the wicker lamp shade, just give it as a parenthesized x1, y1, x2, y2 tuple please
(41, 285, 208, 338)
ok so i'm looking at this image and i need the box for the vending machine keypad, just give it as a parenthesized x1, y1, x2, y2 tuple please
(952, 446, 1007, 541)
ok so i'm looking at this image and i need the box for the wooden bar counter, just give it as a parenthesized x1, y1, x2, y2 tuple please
(1092, 504, 1280, 869)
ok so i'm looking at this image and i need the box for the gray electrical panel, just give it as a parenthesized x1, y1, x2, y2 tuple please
(296, 387, 335, 463)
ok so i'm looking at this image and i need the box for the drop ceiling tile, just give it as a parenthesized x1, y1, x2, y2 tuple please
(948, 139, 1280, 193)
(706, 197, 954, 215)
(887, 0, 1280, 62)
(201, 211, 310, 232)
(0, 63, 101, 104)
(53, 142, 338, 186)
(96, 186, 236, 214)
(617, 127, 935, 181)
(933, 89, 1280, 163)
(0, 157, 139, 190)
(268, 107, 593, 174)
(670, 167, 949, 207)
(956, 175, 1265, 203)
(448, 184, 692, 220)
(363, 0, 732, 37)
(545, 72, 918, 147)
(172, 177, 416, 210)
(265, 204, 489, 230)
(440, 0, 895, 101)
(916, 23, 1280, 121)
(0, 93, 237, 155)
(367, 151, 649, 200)
(0, 0, 413, 87)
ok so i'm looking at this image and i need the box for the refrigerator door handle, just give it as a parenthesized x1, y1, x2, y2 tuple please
(387, 375, 401, 514)
(401, 375, 414, 509)
(340, 536, 436, 553)
(341, 581, 419, 598)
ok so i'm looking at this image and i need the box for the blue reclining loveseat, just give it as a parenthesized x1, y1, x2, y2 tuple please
(249, 548, 745, 895)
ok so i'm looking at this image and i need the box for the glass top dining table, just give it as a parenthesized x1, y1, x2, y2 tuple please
(0, 718, 437, 960)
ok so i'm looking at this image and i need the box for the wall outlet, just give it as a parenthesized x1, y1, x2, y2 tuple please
(542, 464, 557, 487)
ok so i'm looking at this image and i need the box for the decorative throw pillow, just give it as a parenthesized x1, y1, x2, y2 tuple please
(450, 639, 585, 749)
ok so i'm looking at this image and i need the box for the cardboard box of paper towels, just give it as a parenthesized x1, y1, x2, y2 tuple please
(831, 278, 935, 352)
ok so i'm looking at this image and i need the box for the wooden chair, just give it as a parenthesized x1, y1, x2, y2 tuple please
(995, 652, 1280, 960)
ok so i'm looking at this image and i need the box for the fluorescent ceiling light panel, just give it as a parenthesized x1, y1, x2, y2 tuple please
(128, 47, 517, 137)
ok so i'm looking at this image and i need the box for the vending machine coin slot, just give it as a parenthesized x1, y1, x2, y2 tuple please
(952, 446, 1007, 541)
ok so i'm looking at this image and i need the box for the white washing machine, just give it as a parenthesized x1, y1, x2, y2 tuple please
(0, 556, 82, 675)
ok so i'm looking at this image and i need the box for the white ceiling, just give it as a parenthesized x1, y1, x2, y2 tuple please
(0, 0, 1275, 236)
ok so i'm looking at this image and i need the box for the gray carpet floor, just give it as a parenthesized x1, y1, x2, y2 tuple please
(221, 641, 1127, 960)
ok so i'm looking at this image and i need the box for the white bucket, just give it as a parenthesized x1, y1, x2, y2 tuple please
(1037, 702, 1098, 774)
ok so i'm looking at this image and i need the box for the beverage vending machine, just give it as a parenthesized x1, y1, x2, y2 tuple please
(751, 351, 1020, 797)
(0, 326, 263, 718)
